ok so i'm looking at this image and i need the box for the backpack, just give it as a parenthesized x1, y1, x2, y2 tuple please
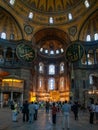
(11, 104, 15, 110)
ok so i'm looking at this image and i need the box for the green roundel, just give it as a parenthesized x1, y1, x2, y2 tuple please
(65, 43, 84, 62)
(16, 43, 35, 62)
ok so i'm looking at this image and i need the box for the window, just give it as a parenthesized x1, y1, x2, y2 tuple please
(61, 48, 64, 53)
(49, 17, 54, 24)
(50, 50, 54, 55)
(56, 50, 59, 54)
(68, 13, 73, 20)
(59, 77, 65, 91)
(9, 0, 15, 5)
(40, 48, 43, 52)
(49, 64, 55, 75)
(86, 35, 91, 41)
(48, 78, 55, 90)
(28, 12, 33, 19)
(10, 34, 14, 40)
(60, 62, 64, 73)
(1, 32, 6, 39)
(89, 75, 93, 85)
(45, 49, 48, 54)
(38, 77, 44, 91)
(39, 62, 44, 73)
(84, 0, 90, 8)
(94, 33, 98, 41)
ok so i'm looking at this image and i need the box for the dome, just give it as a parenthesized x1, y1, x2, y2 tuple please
(20, 0, 82, 14)
(4, 0, 96, 26)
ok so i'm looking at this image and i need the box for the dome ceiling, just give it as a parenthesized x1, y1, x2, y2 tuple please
(0, 0, 97, 41)
(20, 0, 82, 14)
(4, 0, 96, 26)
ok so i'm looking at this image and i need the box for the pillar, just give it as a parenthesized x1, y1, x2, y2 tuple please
(0, 92, 3, 108)
(11, 92, 13, 101)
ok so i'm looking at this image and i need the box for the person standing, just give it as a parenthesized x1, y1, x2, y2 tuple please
(51, 102, 57, 125)
(95, 103, 98, 124)
(28, 101, 35, 123)
(22, 100, 29, 122)
(89, 100, 95, 125)
(62, 100, 71, 130)
(45, 101, 50, 114)
(34, 102, 39, 120)
(12, 101, 18, 122)
(71, 101, 79, 120)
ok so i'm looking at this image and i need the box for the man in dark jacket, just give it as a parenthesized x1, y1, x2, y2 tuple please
(72, 101, 79, 120)
(22, 100, 29, 122)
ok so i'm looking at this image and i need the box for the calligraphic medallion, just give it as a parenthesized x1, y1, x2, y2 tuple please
(16, 43, 36, 62)
(65, 43, 84, 62)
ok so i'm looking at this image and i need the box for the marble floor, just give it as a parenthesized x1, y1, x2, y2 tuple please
(0, 108, 98, 130)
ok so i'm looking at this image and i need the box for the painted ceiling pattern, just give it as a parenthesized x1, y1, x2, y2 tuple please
(20, 0, 82, 14)
(4, 0, 96, 26)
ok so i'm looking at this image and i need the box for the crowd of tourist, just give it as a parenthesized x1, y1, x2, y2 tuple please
(9, 99, 98, 130)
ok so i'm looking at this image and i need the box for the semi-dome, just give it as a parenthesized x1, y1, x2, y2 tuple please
(0, 7, 23, 40)
(79, 10, 98, 42)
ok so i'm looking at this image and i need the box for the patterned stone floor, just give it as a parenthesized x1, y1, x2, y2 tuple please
(0, 108, 98, 130)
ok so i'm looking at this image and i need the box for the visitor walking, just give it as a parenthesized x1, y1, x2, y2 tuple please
(62, 100, 71, 130)
(11, 101, 18, 122)
(28, 101, 35, 123)
(95, 103, 98, 124)
(34, 102, 39, 120)
(51, 102, 57, 124)
(71, 101, 79, 120)
(89, 100, 95, 125)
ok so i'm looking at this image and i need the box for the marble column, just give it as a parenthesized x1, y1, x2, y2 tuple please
(0, 92, 3, 108)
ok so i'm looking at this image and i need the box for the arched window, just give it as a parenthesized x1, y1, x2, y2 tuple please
(49, 17, 54, 24)
(9, 0, 15, 5)
(38, 77, 44, 91)
(94, 33, 98, 41)
(60, 62, 64, 73)
(49, 64, 55, 75)
(48, 78, 55, 90)
(68, 13, 73, 20)
(39, 62, 44, 73)
(59, 77, 65, 91)
(1, 32, 6, 39)
(84, 0, 90, 8)
(28, 12, 33, 19)
(86, 35, 91, 41)
(89, 75, 93, 85)
(10, 34, 14, 40)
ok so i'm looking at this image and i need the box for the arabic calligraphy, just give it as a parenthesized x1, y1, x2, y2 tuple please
(16, 44, 35, 62)
(66, 43, 84, 62)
